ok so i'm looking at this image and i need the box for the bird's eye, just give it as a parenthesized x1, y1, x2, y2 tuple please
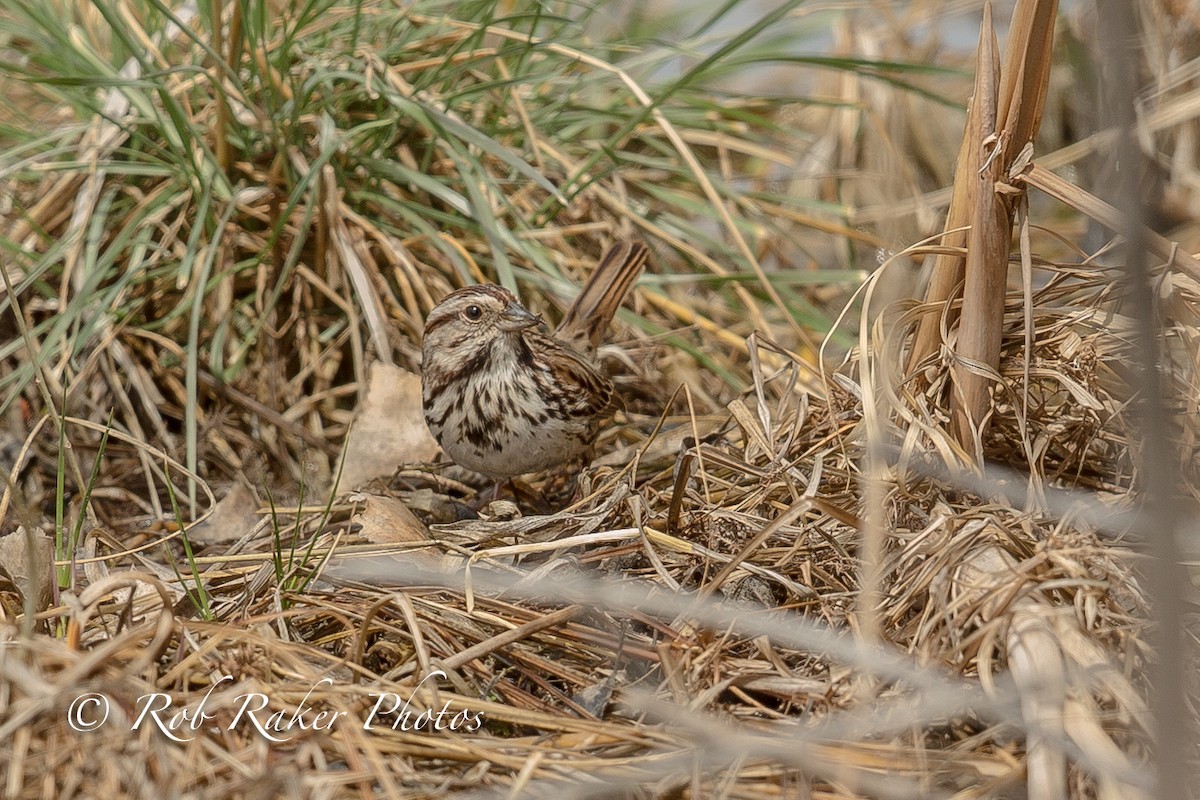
(463, 305, 483, 321)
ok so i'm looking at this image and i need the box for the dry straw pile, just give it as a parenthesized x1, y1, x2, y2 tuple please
(0, 0, 1196, 798)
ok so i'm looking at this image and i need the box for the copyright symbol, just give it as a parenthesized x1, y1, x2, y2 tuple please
(67, 693, 110, 731)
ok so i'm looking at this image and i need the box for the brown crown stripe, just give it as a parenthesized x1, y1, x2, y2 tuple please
(423, 284, 518, 338)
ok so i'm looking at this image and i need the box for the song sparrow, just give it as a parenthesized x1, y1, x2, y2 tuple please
(421, 241, 648, 478)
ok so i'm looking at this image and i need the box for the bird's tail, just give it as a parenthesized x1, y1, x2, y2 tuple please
(556, 240, 649, 356)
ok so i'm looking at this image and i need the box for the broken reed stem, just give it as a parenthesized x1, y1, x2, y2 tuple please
(948, 2, 1004, 452)
(909, 0, 1059, 458)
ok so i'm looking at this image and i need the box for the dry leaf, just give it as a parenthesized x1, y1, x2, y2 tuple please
(352, 492, 430, 544)
(0, 525, 54, 614)
(338, 362, 441, 490)
(189, 480, 260, 544)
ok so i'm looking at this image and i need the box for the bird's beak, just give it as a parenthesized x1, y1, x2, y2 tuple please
(498, 302, 541, 332)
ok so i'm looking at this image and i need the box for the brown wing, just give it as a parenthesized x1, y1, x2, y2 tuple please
(555, 241, 648, 357)
(537, 335, 617, 420)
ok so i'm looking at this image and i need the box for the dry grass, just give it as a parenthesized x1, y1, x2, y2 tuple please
(1, 0, 1198, 798)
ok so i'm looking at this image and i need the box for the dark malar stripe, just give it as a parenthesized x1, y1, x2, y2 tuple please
(437, 340, 495, 388)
